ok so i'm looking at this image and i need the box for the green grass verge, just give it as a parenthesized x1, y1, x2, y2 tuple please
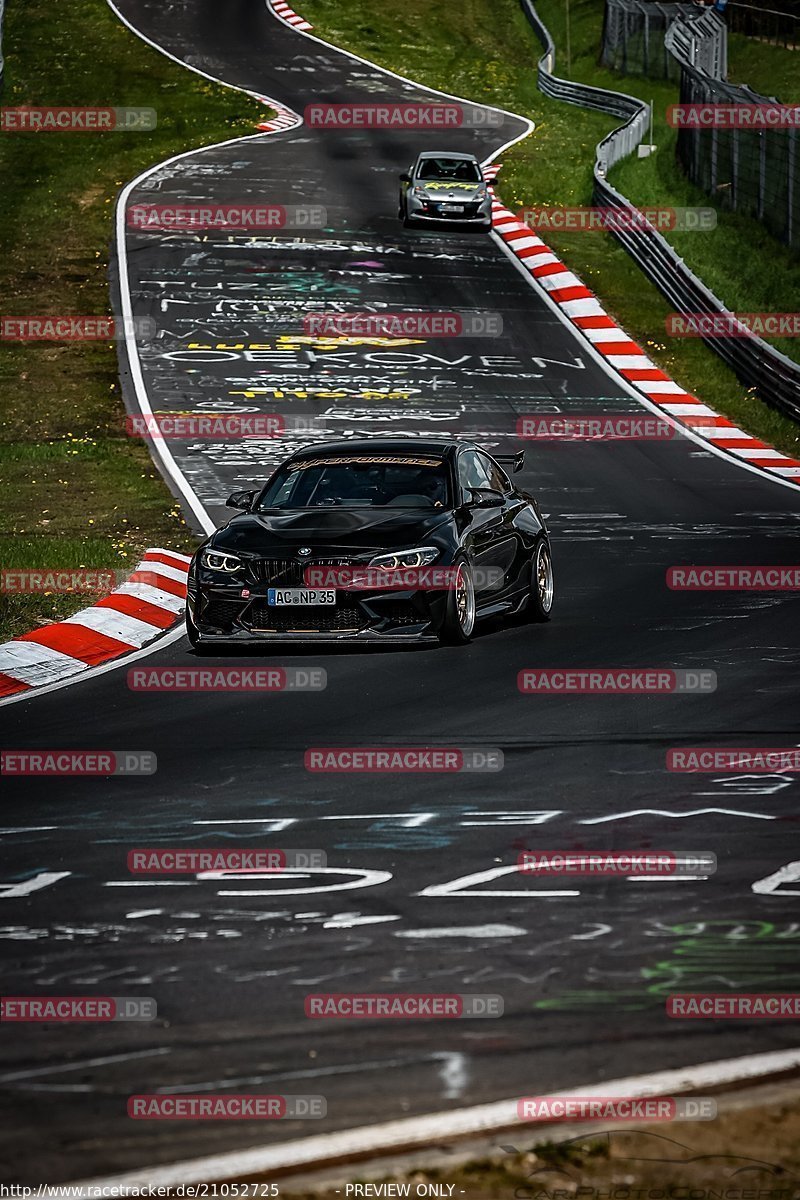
(727, 30, 799, 98)
(299, 0, 800, 461)
(0, 0, 269, 641)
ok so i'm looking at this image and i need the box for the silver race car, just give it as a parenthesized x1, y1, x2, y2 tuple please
(398, 151, 492, 229)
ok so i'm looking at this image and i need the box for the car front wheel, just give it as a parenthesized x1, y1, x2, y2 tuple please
(439, 557, 476, 645)
(527, 539, 554, 622)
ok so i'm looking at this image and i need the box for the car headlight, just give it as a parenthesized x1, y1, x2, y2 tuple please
(412, 186, 427, 197)
(368, 546, 439, 571)
(201, 549, 242, 573)
(476, 188, 488, 200)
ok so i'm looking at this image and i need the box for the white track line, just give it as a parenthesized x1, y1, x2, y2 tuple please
(1, 6, 306, 709)
(107, 0, 304, 541)
(73, 1047, 800, 1188)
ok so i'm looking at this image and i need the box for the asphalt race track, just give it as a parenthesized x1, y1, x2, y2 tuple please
(2, 0, 800, 1182)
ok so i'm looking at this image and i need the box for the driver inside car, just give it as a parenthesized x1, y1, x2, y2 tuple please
(409, 468, 447, 507)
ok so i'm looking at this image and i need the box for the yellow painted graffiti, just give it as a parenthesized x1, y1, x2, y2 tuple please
(228, 388, 418, 400)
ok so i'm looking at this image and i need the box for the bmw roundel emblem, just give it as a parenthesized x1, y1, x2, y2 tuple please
(298, 547, 312, 556)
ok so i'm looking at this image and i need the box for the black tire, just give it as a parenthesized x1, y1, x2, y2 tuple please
(527, 539, 554, 622)
(438, 557, 476, 645)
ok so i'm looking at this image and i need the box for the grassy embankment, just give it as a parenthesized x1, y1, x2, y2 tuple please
(0, 0, 269, 639)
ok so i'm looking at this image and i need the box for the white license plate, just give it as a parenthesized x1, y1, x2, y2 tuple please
(442, 204, 464, 213)
(267, 588, 336, 606)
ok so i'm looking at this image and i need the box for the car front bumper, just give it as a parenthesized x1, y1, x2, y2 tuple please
(188, 627, 439, 646)
(188, 578, 446, 645)
(407, 197, 492, 224)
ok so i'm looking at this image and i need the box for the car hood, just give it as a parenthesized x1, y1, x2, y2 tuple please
(210, 507, 453, 557)
(418, 179, 484, 200)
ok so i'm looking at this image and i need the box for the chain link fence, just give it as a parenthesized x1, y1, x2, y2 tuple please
(519, 0, 800, 423)
(602, 0, 728, 79)
(601, 0, 799, 76)
(727, 1, 800, 49)
(667, 10, 800, 249)
(601, 0, 687, 79)
(603, 2, 798, 250)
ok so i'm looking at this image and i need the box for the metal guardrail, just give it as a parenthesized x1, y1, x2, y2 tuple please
(665, 6, 728, 77)
(520, 0, 800, 423)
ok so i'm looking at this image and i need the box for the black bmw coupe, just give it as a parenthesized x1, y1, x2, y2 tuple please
(186, 438, 553, 647)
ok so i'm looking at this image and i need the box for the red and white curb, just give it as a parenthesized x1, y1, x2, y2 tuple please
(268, 0, 313, 31)
(485, 170, 800, 484)
(257, 100, 303, 133)
(0, 549, 190, 701)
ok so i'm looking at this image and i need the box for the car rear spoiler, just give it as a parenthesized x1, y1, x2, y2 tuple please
(493, 451, 525, 474)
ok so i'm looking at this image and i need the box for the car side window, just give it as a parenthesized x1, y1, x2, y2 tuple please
(458, 450, 493, 497)
(477, 452, 512, 494)
(271, 474, 295, 505)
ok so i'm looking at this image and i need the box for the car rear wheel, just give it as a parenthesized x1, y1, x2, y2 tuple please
(527, 540, 554, 622)
(439, 558, 476, 644)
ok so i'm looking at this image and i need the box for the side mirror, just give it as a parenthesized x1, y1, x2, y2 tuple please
(399, 172, 411, 183)
(226, 489, 256, 511)
(469, 488, 504, 509)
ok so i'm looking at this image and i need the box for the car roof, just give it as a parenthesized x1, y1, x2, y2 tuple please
(288, 438, 468, 461)
(416, 151, 480, 162)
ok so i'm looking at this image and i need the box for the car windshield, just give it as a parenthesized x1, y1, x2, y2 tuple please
(255, 455, 451, 510)
(417, 157, 481, 182)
